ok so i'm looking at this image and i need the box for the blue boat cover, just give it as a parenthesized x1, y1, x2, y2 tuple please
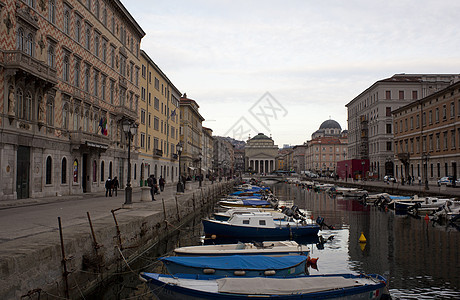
(159, 255, 306, 270)
(241, 200, 270, 206)
(389, 196, 412, 200)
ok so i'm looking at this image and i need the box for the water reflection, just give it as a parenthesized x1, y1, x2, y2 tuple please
(272, 183, 460, 299)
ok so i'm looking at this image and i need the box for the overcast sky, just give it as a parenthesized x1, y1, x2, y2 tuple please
(123, 0, 460, 146)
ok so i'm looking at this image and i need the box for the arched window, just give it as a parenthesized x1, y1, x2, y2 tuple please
(46, 156, 52, 184)
(63, 54, 70, 82)
(85, 27, 91, 50)
(17, 28, 24, 50)
(95, 0, 100, 19)
(16, 88, 23, 118)
(73, 159, 78, 182)
(93, 160, 97, 182)
(63, 10, 70, 35)
(62, 104, 69, 129)
(46, 97, 54, 126)
(26, 33, 34, 56)
(141, 163, 144, 180)
(49, 0, 56, 24)
(62, 157, 67, 184)
(94, 35, 99, 57)
(25, 91, 32, 121)
(75, 19, 81, 42)
(93, 113, 99, 133)
(84, 65, 90, 92)
(48, 45, 54, 67)
(102, 40, 107, 62)
(83, 111, 89, 131)
(100, 161, 105, 181)
(102, 8, 107, 26)
(73, 108, 80, 130)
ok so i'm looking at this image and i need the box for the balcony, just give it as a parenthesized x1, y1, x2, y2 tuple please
(70, 131, 109, 150)
(119, 75, 127, 89)
(115, 104, 137, 120)
(153, 148, 163, 157)
(0, 50, 57, 86)
(172, 153, 178, 160)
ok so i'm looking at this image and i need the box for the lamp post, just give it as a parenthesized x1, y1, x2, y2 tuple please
(345, 163, 348, 182)
(199, 153, 203, 187)
(122, 120, 138, 205)
(422, 152, 430, 190)
(176, 142, 184, 193)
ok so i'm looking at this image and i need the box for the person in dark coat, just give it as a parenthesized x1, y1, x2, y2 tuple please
(112, 176, 119, 196)
(147, 175, 155, 201)
(159, 176, 165, 192)
(105, 177, 112, 197)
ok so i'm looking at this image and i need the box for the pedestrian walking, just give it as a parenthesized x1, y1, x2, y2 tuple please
(105, 177, 112, 197)
(112, 176, 119, 196)
(159, 176, 165, 192)
(147, 174, 155, 201)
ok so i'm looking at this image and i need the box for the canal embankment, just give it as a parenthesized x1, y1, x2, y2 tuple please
(0, 180, 235, 299)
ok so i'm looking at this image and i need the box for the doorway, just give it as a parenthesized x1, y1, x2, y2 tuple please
(82, 154, 88, 192)
(16, 146, 30, 199)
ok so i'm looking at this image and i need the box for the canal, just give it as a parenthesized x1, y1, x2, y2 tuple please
(90, 182, 460, 299)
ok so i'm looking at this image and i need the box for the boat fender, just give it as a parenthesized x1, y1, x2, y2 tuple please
(234, 270, 246, 276)
(264, 270, 276, 276)
(203, 269, 215, 274)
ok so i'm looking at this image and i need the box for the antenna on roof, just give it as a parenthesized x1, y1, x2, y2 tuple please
(329, 115, 331, 120)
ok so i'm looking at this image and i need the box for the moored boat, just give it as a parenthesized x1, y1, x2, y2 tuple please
(139, 272, 389, 300)
(174, 240, 309, 257)
(202, 212, 320, 239)
(213, 207, 285, 221)
(159, 255, 308, 277)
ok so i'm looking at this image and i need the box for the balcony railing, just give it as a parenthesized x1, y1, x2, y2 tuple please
(70, 130, 109, 148)
(153, 148, 163, 157)
(115, 104, 137, 120)
(1, 50, 57, 85)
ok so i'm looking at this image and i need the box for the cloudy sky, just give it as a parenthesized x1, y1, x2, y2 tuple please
(123, 0, 460, 146)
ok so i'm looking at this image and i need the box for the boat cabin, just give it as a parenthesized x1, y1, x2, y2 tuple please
(228, 212, 277, 228)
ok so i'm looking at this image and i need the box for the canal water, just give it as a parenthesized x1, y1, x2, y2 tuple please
(90, 183, 460, 299)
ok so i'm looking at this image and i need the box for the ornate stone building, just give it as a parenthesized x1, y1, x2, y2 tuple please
(245, 133, 278, 173)
(0, 0, 145, 199)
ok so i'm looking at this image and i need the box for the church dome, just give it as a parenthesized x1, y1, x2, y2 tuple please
(319, 120, 341, 130)
(251, 133, 271, 140)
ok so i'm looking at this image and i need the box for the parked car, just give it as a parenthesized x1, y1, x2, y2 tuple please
(384, 175, 397, 183)
(437, 176, 455, 186)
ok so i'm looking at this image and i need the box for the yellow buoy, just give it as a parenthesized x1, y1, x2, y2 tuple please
(359, 242, 366, 251)
(359, 232, 367, 243)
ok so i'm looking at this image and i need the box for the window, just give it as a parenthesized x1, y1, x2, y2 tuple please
(102, 40, 107, 62)
(73, 108, 80, 130)
(410, 116, 413, 129)
(436, 133, 440, 150)
(111, 13, 115, 33)
(63, 53, 70, 82)
(404, 119, 408, 131)
(26, 33, 34, 56)
(94, 34, 99, 57)
(75, 17, 81, 42)
(385, 90, 391, 100)
(109, 79, 114, 104)
(154, 97, 159, 110)
(141, 109, 146, 124)
(135, 68, 139, 86)
(46, 97, 54, 126)
(140, 133, 145, 148)
(452, 130, 456, 149)
(46, 156, 52, 184)
(386, 107, 391, 116)
(154, 77, 159, 90)
(47, 45, 55, 67)
(148, 113, 151, 127)
(243, 220, 250, 225)
(428, 110, 432, 124)
(154, 117, 159, 130)
(110, 46, 115, 68)
(95, 0, 100, 18)
(259, 220, 266, 226)
(102, 7, 107, 25)
(412, 90, 418, 100)
(435, 108, 439, 122)
(84, 64, 90, 92)
(62, 103, 69, 129)
(94, 71, 99, 96)
(63, 8, 70, 35)
(451, 102, 455, 118)
(142, 65, 146, 78)
(96, 75, 103, 100)
(74, 58, 81, 87)
(86, 0, 91, 10)
(399, 91, 404, 100)
(49, 0, 56, 24)
(85, 25, 91, 50)
(386, 141, 392, 151)
(442, 105, 447, 120)
(141, 87, 146, 101)
(93, 160, 97, 182)
(83, 111, 89, 131)
(61, 157, 67, 184)
(443, 131, 448, 149)
(17, 28, 24, 51)
(429, 135, 433, 151)
(416, 114, 420, 128)
(422, 112, 426, 126)
(386, 124, 391, 134)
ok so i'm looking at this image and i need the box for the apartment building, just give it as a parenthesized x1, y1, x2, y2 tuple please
(393, 81, 460, 184)
(0, 0, 144, 199)
(346, 74, 460, 179)
(201, 126, 214, 177)
(179, 93, 204, 177)
(139, 50, 180, 184)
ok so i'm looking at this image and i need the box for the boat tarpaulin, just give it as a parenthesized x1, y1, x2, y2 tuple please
(159, 255, 306, 270)
(217, 276, 362, 295)
(241, 200, 270, 206)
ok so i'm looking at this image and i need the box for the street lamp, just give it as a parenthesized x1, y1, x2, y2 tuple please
(122, 120, 138, 205)
(422, 152, 430, 190)
(176, 142, 184, 193)
(199, 153, 203, 187)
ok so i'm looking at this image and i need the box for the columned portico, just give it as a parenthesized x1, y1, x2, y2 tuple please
(248, 158, 276, 173)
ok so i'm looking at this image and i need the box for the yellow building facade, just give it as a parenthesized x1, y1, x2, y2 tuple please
(139, 50, 180, 184)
